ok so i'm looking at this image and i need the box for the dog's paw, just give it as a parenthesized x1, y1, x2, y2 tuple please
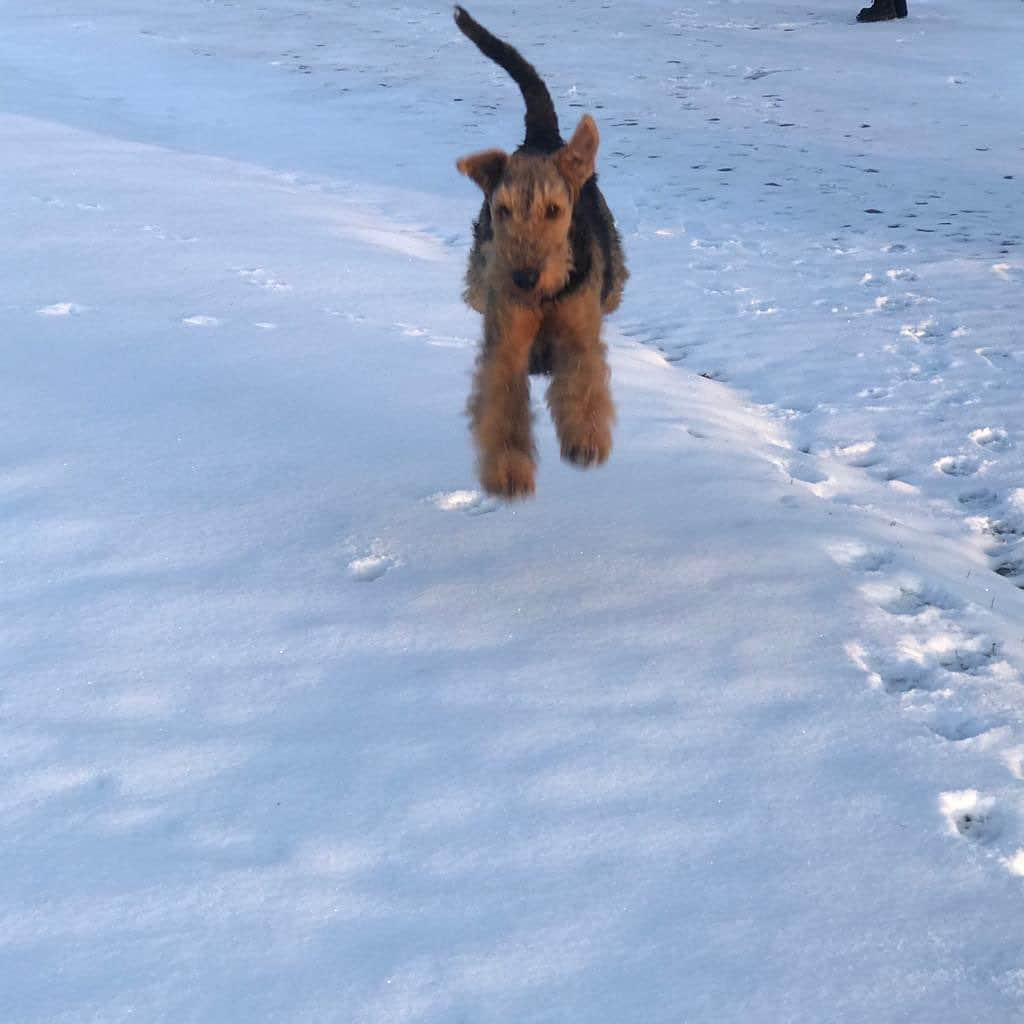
(480, 450, 536, 499)
(560, 430, 612, 469)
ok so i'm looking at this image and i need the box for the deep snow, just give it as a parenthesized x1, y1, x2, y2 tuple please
(2, 2, 1024, 1021)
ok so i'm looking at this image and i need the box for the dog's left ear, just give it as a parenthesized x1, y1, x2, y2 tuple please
(456, 148, 508, 193)
(555, 114, 599, 192)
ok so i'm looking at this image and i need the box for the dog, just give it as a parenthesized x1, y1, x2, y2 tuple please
(454, 6, 628, 498)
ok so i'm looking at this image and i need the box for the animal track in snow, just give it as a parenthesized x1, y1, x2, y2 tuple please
(925, 710, 1004, 744)
(969, 427, 1010, 450)
(33, 194, 104, 211)
(235, 267, 292, 293)
(958, 488, 999, 510)
(835, 440, 882, 468)
(393, 322, 474, 350)
(142, 224, 198, 243)
(347, 553, 394, 582)
(780, 457, 828, 485)
(37, 302, 88, 317)
(935, 454, 981, 477)
(968, 492, 1024, 588)
(900, 318, 942, 342)
(846, 643, 933, 695)
(975, 347, 1016, 369)
(746, 297, 778, 316)
(857, 385, 890, 401)
(859, 578, 959, 617)
(991, 550, 1024, 585)
(939, 789, 1001, 844)
(848, 619, 1002, 696)
(826, 540, 892, 573)
(429, 490, 498, 516)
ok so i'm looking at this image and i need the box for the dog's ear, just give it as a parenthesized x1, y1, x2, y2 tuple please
(555, 115, 599, 192)
(456, 148, 508, 193)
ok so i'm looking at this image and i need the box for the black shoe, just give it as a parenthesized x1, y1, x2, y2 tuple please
(857, 0, 897, 21)
(895, 0, 908, 17)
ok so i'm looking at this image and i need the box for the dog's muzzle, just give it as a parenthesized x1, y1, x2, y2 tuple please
(511, 267, 540, 292)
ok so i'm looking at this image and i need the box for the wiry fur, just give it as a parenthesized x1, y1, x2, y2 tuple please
(454, 6, 628, 499)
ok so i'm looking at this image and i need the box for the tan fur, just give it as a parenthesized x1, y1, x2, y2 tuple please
(457, 102, 627, 498)
(457, 116, 627, 498)
(544, 280, 615, 467)
(468, 298, 542, 497)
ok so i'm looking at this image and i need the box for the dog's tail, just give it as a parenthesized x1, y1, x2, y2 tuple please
(453, 6, 562, 151)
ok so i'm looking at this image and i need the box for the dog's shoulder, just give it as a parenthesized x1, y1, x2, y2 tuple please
(560, 176, 624, 304)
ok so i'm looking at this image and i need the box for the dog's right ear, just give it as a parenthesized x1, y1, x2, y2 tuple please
(555, 115, 599, 192)
(456, 149, 508, 193)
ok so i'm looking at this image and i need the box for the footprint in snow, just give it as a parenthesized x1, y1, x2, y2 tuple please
(957, 488, 999, 510)
(37, 302, 88, 317)
(782, 457, 828, 485)
(348, 554, 394, 582)
(992, 551, 1024, 586)
(394, 323, 473, 350)
(235, 267, 292, 293)
(849, 629, 1001, 696)
(900, 318, 942, 342)
(969, 427, 1011, 451)
(933, 635, 1001, 676)
(143, 224, 198, 243)
(836, 440, 882, 468)
(857, 385, 890, 402)
(939, 789, 1001, 844)
(826, 540, 892, 573)
(846, 641, 932, 695)
(925, 711, 1003, 744)
(859, 578, 959, 617)
(886, 268, 917, 282)
(975, 347, 1015, 369)
(873, 655, 934, 695)
(935, 454, 981, 477)
(430, 490, 497, 516)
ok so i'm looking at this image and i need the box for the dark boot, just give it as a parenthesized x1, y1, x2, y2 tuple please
(895, 0, 908, 17)
(857, 0, 897, 21)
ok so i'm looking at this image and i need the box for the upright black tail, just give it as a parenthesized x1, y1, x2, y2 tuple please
(453, 6, 562, 151)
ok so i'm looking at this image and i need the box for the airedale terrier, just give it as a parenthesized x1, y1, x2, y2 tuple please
(454, 6, 628, 499)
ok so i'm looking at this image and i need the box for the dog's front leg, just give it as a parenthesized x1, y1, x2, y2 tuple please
(546, 293, 615, 468)
(469, 297, 541, 498)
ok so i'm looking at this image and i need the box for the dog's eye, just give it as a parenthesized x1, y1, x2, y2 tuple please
(494, 203, 512, 220)
(545, 204, 562, 220)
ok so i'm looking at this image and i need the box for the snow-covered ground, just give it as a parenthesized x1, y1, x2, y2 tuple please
(2, 1, 1023, 1020)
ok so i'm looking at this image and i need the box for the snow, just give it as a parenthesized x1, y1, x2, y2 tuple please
(1, 1, 1023, 1020)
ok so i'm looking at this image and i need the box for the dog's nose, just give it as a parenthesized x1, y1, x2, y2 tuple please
(512, 267, 540, 291)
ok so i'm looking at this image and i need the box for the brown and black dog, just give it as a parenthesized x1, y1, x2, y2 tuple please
(454, 6, 628, 498)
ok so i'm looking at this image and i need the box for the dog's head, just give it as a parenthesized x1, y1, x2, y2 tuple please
(457, 115, 599, 301)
